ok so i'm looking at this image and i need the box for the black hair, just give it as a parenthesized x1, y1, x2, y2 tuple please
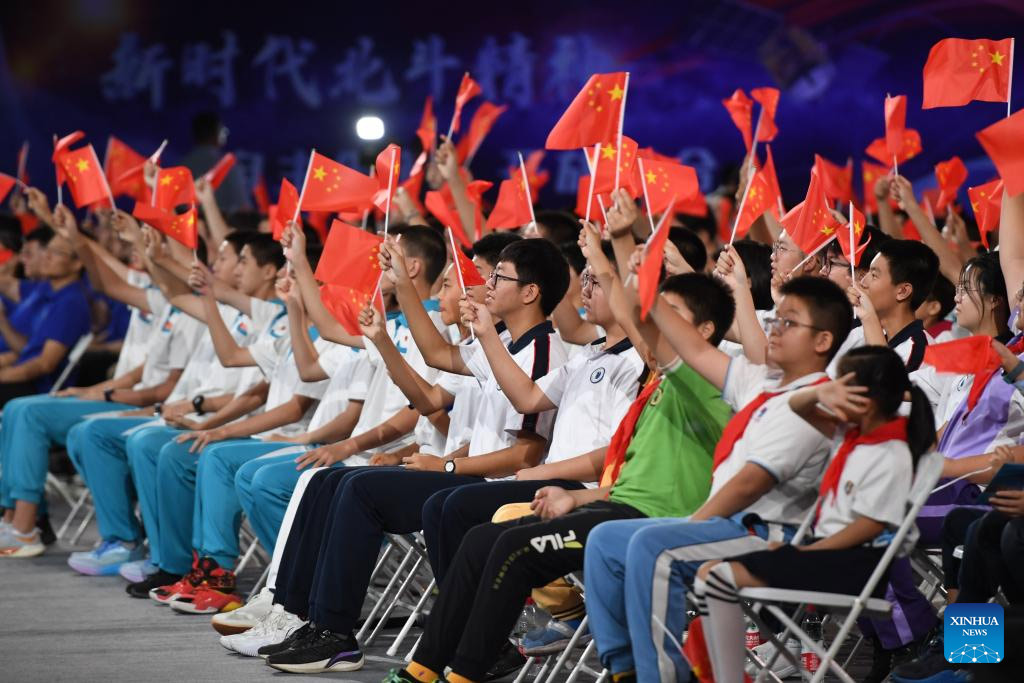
(535, 210, 581, 245)
(471, 231, 521, 267)
(392, 225, 446, 284)
(559, 241, 586, 276)
(667, 227, 708, 273)
(192, 111, 222, 144)
(730, 239, 773, 310)
(226, 210, 263, 233)
(25, 225, 56, 246)
(0, 219, 22, 253)
(926, 275, 956, 321)
(779, 276, 854, 361)
(222, 231, 255, 258)
(826, 224, 891, 273)
(959, 252, 1009, 331)
(875, 239, 939, 310)
(496, 238, 570, 316)
(243, 233, 285, 269)
(659, 272, 735, 347)
(837, 346, 935, 462)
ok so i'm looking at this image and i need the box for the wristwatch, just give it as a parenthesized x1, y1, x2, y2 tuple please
(153, 402, 163, 416)
(444, 459, 457, 474)
(192, 394, 206, 415)
(103, 388, 115, 403)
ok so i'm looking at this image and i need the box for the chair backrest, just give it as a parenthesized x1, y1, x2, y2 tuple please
(49, 332, 95, 396)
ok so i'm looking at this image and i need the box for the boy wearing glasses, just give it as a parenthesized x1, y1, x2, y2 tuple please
(583, 276, 854, 683)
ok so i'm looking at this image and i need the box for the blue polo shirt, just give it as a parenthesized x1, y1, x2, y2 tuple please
(17, 280, 91, 391)
(0, 280, 52, 354)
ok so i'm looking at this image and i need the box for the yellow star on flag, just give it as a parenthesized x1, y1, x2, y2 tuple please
(160, 175, 172, 185)
(608, 84, 624, 101)
(991, 50, 1005, 66)
(76, 159, 89, 172)
(645, 170, 657, 184)
(313, 166, 326, 181)
(601, 146, 616, 160)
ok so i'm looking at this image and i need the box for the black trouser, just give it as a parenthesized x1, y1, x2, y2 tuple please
(959, 509, 1024, 603)
(0, 381, 37, 408)
(421, 479, 586, 580)
(941, 507, 987, 590)
(412, 499, 645, 681)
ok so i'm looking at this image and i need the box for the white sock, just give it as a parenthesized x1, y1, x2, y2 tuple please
(704, 563, 746, 683)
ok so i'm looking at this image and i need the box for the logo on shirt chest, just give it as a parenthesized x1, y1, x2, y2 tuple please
(844, 480, 854, 495)
(754, 405, 770, 420)
(590, 367, 606, 384)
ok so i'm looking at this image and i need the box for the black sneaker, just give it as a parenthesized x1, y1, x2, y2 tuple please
(863, 636, 893, 683)
(891, 634, 957, 682)
(258, 621, 315, 659)
(484, 639, 527, 681)
(126, 571, 182, 599)
(37, 515, 56, 546)
(266, 626, 364, 673)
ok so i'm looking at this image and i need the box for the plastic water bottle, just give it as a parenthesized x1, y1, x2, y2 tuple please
(745, 616, 763, 649)
(513, 598, 538, 639)
(801, 607, 823, 673)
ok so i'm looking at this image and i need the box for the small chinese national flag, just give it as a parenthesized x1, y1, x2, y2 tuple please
(637, 208, 673, 321)
(751, 87, 780, 142)
(153, 166, 196, 210)
(456, 102, 508, 164)
(204, 152, 236, 189)
(450, 73, 482, 135)
(639, 159, 700, 216)
(425, 178, 492, 247)
(884, 95, 907, 156)
(315, 220, 385, 336)
(104, 136, 147, 200)
(866, 130, 922, 167)
(55, 144, 111, 208)
(922, 38, 1014, 109)
(734, 170, 777, 239)
(301, 151, 377, 213)
(838, 205, 870, 267)
(447, 227, 486, 287)
(592, 136, 640, 196)
(253, 176, 270, 214)
(132, 203, 199, 249)
(976, 109, 1024, 197)
(923, 335, 1002, 411)
(722, 88, 754, 153)
(486, 169, 534, 231)
(373, 144, 402, 212)
(862, 161, 889, 213)
(816, 155, 854, 204)
(934, 156, 968, 211)
(546, 72, 628, 150)
(52, 130, 85, 184)
(508, 150, 550, 201)
(968, 178, 1003, 247)
(780, 161, 840, 256)
(417, 96, 436, 152)
(574, 176, 610, 223)
(272, 178, 299, 240)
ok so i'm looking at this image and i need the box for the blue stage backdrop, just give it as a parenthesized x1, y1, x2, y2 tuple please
(2, 1, 1023, 214)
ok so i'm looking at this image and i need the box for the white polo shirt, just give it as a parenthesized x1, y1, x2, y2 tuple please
(537, 336, 645, 471)
(458, 321, 568, 457)
(135, 289, 205, 389)
(114, 269, 159, 377)
(167, 302, 256, 403)
(715, 355, 831, 526)
(815, 432, 916, 551)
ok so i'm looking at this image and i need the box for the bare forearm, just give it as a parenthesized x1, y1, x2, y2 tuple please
(288, 304, 327, 381)
(221, 397, 312, 439)
(395, 277, 466, 374)
(804, 517, 885, 551)
(521, 447, 605, 482)
(197, 389, 267, 429)
(732, 285, 768, 364)
(452, 438, 546, 478)
(0, 315, 28, 352)
(478, 326, 553, 413)
(904, 201, 963, 284)
(203, 295, 254, 367)
(370, 332, 449, 413)
(303, 401, 363, 444)
(110, 374, 181, 406)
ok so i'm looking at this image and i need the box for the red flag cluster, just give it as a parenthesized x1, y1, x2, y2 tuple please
(316, 220, 384, 336)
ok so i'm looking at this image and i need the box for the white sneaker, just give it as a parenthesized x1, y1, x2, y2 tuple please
(0, 526, 45, 558)
(118, 558, 158, 583)
(220, 604, 304, 657)
(745, 640, 799, 678)
(211, 585, 274, 635)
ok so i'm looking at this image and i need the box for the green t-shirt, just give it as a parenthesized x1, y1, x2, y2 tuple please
(609, 360, 731, 518)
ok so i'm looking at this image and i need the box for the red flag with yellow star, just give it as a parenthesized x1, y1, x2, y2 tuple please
(968, 178, 1003, 247)
(762, 144, 782, 207)
(456, 102, 508, 164)
(976, 109, 1024, 196)
(54, 144, 111, 208)
(450, 73, 482, 135)
(315, 219, 385, 335)
(751, 87, 780, 142)
(934, 156, 968, 211)
(781, 162, 840, 256)
(816, 155, 854, 204)
(592, 136, 640, 196)
(862, 161, 889, 213)
(508, 150, 550, 202)
(132, 203, 199, 249)
(734, 169, 779, 239)
(272, 178, 299, 240)
(52, 130, 85, 184)
(301, 151, 377, 213)
(448, 227, 487, 288)
(153, 166, 196, 210)
(884, 95, 907, 157)
(575, 176, 611, 223)
(866, 130, 922, 167)
(638, 159, 700, 216)
(486, 169, 534, 230)
(838, 206, 870, 266)
(417, 96, 436, 152)
(546, 73, 628, 150)
(104, 136, 147, 200)
(204, 152, 236, 189)
(923, 38, 1013, 108)
(722, 88, 754, 153)
(373, 144, 402, 212)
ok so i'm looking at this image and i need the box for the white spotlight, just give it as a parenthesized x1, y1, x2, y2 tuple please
(355, 116, 385, 141)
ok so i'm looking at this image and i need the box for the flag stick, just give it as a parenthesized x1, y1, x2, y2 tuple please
(787, 237, 833, 277)
(584, 143, 601, 224)
(447, 226, 475, 341)
(636, 157, 658, 237)
(596, 194, 610, 224)
(1008, 38, 1016, 119)
(149, 139, 169, 164)
(748, 107, 764, 175)
(383, 147, 397, 239)
(17, 141, 28, 183)
(293, 149, 316, 225)
(893, 154, 898, 177)
(517, 151, 537, 229)
(151, 167, 158, 206)
(848, 201, 856, 283)
(446, 72, 469, 141)
(728, 164, 755, 246)
(102, 136, 112, 177)
(362, 164, 373, 231)
(613, 72, 630, 192)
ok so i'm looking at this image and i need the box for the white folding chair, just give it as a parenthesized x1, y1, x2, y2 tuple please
(739, 450, 945, 683)
(49, 332, 95, 396)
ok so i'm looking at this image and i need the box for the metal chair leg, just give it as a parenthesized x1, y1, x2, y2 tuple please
(357, 544, 415, 641)
(387, 577, 436, 657)
(544, 614, 589, 683)
(365, 554, 426, 646)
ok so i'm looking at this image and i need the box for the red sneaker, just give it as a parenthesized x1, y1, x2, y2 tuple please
(149, 553, 203, 605)
(165, 556, 240, 614)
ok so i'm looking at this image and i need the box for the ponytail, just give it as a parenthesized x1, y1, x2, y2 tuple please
(905, 383, 935, 463)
